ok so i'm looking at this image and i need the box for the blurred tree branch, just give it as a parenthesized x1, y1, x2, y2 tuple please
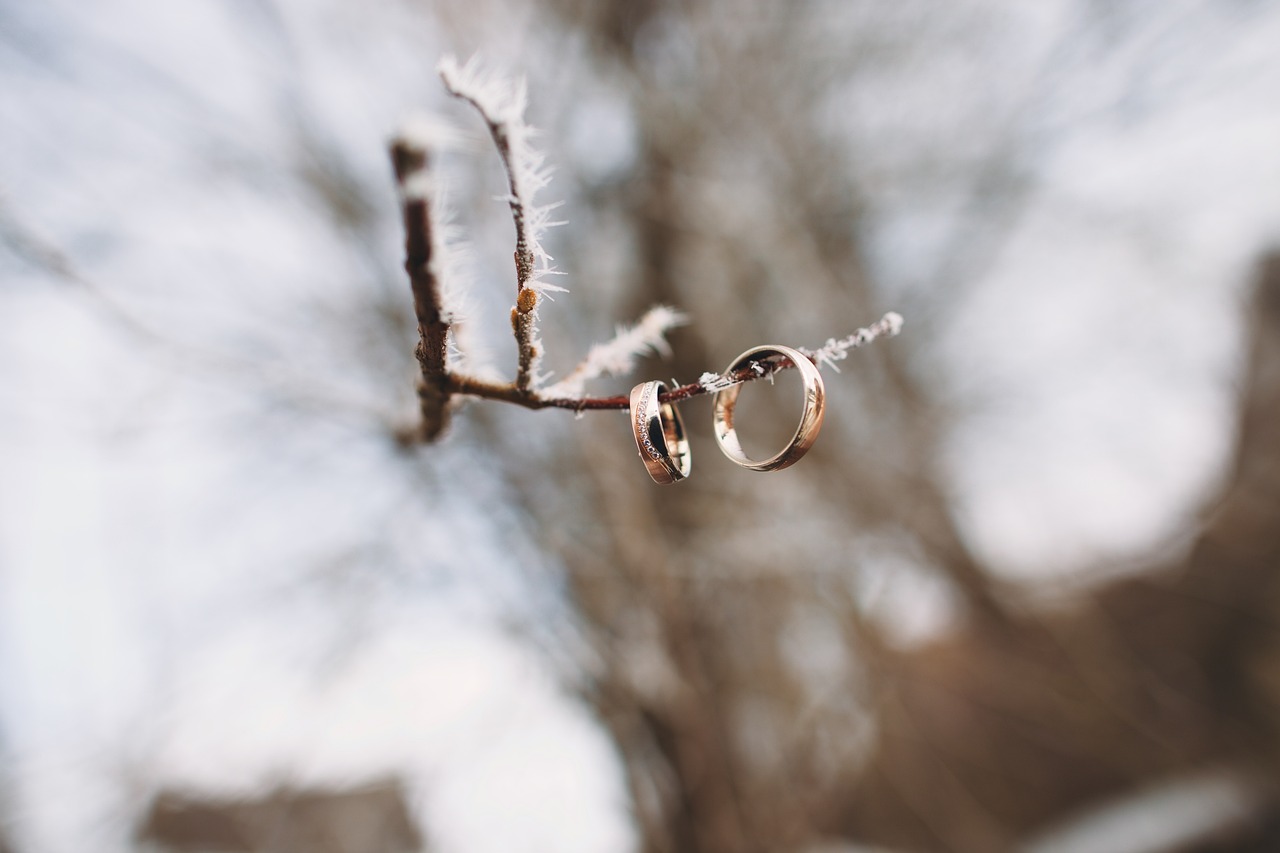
(824, 253, 1280, 852)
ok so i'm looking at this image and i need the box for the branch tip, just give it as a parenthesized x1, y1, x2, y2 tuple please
(541, 305, 688, 399)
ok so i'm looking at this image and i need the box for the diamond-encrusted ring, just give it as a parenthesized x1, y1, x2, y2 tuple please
(628, 380, 691, 485)
(712, 345, 826, 472)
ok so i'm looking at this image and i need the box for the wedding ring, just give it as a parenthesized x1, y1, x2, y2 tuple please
(712, 345, 825, 472)
(629, 381, 692, 484)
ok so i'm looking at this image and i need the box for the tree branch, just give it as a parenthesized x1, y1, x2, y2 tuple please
(390, 140, 451, 441)
(392, 59, 904, 442)
(541, 305, 687, 399)
(443, 312, 904, 413)
(439, 56, 564, 393)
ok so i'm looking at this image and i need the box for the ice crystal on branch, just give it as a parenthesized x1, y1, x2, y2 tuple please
(689, 312, 904, 394)
(542, 306, 687, 398)
(698, 372, 738, 392)
(801, 311, 904, 373)
(439, 54, 566, 391)
(437, 55, 562, 292)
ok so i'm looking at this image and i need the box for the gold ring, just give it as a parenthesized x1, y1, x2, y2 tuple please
(712, 345, 825, 472)
(630, 380, 692, 484)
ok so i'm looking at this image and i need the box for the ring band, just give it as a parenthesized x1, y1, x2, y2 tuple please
(712, 345, 826, 472)
(630, 380, 692, 484)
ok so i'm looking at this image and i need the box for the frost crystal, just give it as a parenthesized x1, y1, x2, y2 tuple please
(542, 305, 687, 398)
(801, 311, 905, 373)
(438, 55, 562, 285)
(439, 54, 569, 389)
(698, 372, 737, 392)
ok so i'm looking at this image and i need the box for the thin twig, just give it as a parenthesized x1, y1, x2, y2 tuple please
(444, 311, 903, 413)
(446, 372, 743, 412)
(440, 56, 563, 394)
(799, 311, 904, 371)
(512, 290, 540, 394)
(439, 67, 535, 293)
(390, 140, 451, 441)
(541, 305, 687, 399)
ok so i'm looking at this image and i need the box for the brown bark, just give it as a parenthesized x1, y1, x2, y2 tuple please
(391, 142, 451, 442)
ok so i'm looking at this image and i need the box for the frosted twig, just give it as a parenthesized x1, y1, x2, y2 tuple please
(697, 372, 738, 393)
(439, 55, 565, 393)
(390, 130, 452, 441)
(441, 313, 904, 413)
(541, 306, 687, 398)
(799, 311, 904, 373)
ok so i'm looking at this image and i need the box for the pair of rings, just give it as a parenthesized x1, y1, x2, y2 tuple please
(629, 345, 826, 484)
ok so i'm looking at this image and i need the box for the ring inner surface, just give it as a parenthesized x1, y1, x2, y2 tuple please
(648, 409, 667, 455)
(725, 348, 794, 464)
(660, 401, 689, 474)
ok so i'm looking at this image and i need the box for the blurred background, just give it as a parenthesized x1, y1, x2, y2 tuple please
(4, 1, 1280, 851)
